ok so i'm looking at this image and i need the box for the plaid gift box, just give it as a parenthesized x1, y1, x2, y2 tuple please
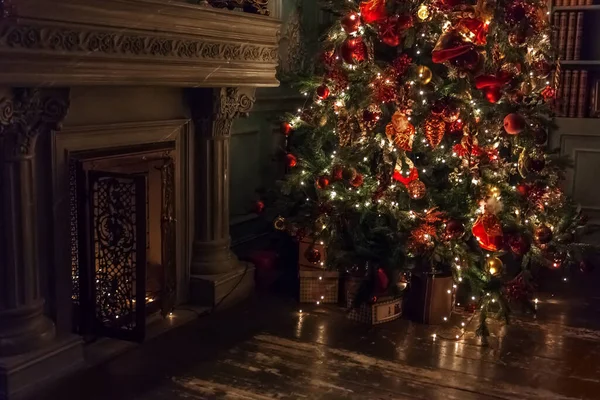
(348, 296, 403, 325)
(299, 268, 339, 304)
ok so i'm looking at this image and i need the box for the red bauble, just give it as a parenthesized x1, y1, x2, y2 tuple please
(359, 0, 387, 24)
(533, 128, 548, 146)
(376, 268, 390, 294)
(281, 122, 292, 136)
(528, 156, 546, 172)
(445, 219, 465, 239)
(316, 176, 330, 189)
(379, 16, 401, 47)
(304, 247, 322, 264)
(340, 37, 368, 65)
(503, 113, 526, 135)
(508, 234, 530, 256)
(342, 167, 358, 181)
(505, 2, 530, 25)
(472, 213, 504, 252)
(332, 165, 344, 180)
(484, 86, 502, 103)
(380, 30, 400, 47)
(286, 153, 297, 168)
(316, 84, 330, 100)
(341, 12, 361, 34)
(533, 60, 553, 78)
(517, 184, 529, 196)
(253, 200, 265, 214)
(579, 260, 594, 273)
(535, 225, 553, 244)
(351, 174, 364, 187)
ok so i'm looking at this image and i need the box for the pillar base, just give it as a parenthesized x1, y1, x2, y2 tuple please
(190, 263, 255, 309)
(0, 335, 83, 400)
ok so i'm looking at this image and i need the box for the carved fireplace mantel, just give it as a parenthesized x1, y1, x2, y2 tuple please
(0, 0, 281, 87)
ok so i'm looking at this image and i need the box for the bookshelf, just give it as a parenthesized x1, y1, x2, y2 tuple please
(550, 2, 600, 222)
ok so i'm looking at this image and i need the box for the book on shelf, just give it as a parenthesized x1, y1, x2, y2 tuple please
(570, 0, 579, 5)
(568, 70, 580, 117)
(577, 0, 586, 5)
(555, 0, 563, 6)
(566, 12, 577, 60)
(552, 12, 560, 48)
(558, 12, 568, 60)
(586, 0, 593, 5)
(577, 70, 588, 118)
(556, 71, 565, 116)
(574, 12, 583, 60)
(562, 70, 572, 117)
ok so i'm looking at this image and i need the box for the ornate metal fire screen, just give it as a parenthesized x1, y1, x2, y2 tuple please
(206, 0, 269, 16)
(90, 171, 147, 340)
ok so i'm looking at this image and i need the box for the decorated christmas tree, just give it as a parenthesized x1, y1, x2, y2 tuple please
(271, 0, 597, 333)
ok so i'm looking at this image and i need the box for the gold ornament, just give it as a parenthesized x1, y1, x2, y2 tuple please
(386, 111, 415, 151)
(407, 179, 427, 199)
(274, 216, 286, 231)
(487, 256, 503, 276)
(417, 65, 433, 85)
(424, 115, 446, 148)
(417, 4, 430, 21)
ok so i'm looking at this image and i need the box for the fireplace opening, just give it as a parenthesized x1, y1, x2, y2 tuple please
(69, 144, 177, 342)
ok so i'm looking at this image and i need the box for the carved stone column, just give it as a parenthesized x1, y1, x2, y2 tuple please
(0, 88, 68, 356)
(187, 87, 256, 307)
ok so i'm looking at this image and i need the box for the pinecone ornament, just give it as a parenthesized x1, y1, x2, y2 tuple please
(424, 115, 446, 148)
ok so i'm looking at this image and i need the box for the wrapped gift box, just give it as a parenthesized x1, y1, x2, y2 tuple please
(405, 273, 453, 325)
(348, 296, 403, 325)
(299, 268, 339, 304)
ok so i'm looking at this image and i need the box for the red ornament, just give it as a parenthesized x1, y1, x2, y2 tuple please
(351, 174, 364, 187)
(332, 165, 344, 180)
(484, 86, 502, 103)
(508, 233, 530, 256)
(445, 219, 465, 239)
(376, 268, 390, 294)
(341, 12, 361, 34)
(379, 16, 401, 47)
(533, 61, 554, 78)
(472, 213, 504, 252)
(391, 54, 412, 76)
(533, 129, 548, 146)
(253, 200, 265, 214)
(340, 37, 368, 65)
(579, 260, 594, 273)
(281, 122, 292, 136)
(503, 113, 526, 135)
(517, 184, 529, 196)
(286, 153, 297, 168)
(304, 247, 322, 264)
(529, 156, 546, 172)
(316, 84, 330, 100)
(359, 0, 387, 24)
(342, 167, 358, 181)
(541, 85, 556, 100)
(316, 176, 330, 189)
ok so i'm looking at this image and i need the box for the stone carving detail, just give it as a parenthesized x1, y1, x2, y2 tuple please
(278, 1, 307, 76)
(0, 88, 70, 156)
(188, 87, 256, 138)
(0, 23, 278, 63)
(207, 0, 270, 16)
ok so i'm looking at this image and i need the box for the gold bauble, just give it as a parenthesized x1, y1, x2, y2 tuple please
(417, 65, 433, 85)
(407, 179, 427, 199)
(274, 216, 286, 231)
(486, 256, 503, 276)
(417, 4, 430, 21)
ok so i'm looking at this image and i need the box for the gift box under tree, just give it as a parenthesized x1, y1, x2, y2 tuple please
(298, 239, 338, 304)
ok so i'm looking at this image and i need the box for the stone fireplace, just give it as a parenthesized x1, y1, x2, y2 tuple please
(0, 1, 281, 398)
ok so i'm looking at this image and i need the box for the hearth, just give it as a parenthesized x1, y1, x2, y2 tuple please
(69, 144, 176, 342)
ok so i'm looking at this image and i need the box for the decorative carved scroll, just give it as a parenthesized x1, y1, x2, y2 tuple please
(0, 24, 278, 63)
(187, 87, 256, 138)
(206, 0, 269, 16)
(0, 88, 70, 157)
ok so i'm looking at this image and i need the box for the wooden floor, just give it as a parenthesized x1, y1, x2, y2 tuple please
(37, 267, 600, 400)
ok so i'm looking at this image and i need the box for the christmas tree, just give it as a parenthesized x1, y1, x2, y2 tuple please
(272, 0, 597, 333)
